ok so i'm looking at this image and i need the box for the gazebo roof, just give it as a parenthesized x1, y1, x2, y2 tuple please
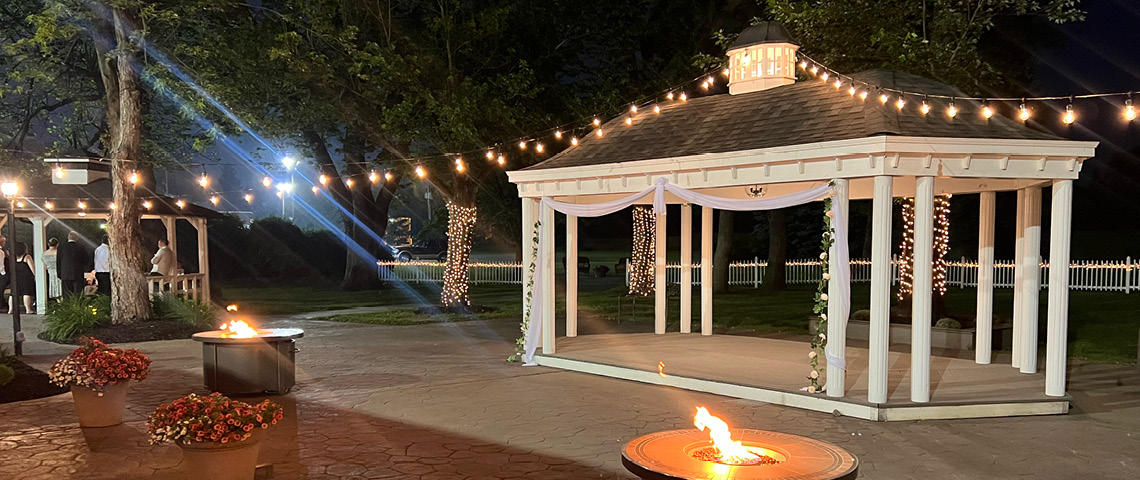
(524, 70, 1062, 172)
(727, 21, 798, 50)
(12, 178, 222, 219)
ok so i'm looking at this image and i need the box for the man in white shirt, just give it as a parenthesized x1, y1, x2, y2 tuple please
(150, 239, 177, 277)
(93, 235, 111, 296)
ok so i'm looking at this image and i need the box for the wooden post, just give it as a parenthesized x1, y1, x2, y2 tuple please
(701, 206, 713, 335)
(1046, 180, 1073, 396)
(1012, 189, 1025, 369)
(541, 202, 556, 353)
(1020, 186, 1043, 374)
(868, 176, 892, 403)
(654, 208, 667, 334)
(826, 178, 850, 398)
(680, 204, 692, 333)
(566, 214, 578, 337)
(911, 176, 935, 403)
(196, 219, 210, 304)
(161, 216, 178, 259)
(976, 191, 996, 364)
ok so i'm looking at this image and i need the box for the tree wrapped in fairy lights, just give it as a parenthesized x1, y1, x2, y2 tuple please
(629, 206, 656, 296)
(897, 196, 952, 317)
(441, 202, 478, 307)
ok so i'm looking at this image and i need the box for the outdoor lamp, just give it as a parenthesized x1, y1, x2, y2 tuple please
(1, 182, 18, 197)
(282, 157, 296, 170)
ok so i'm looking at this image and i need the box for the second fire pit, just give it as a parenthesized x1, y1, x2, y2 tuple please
(192, 325, 303, 396)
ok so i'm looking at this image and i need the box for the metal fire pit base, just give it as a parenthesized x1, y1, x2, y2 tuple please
(192, 329, 303, 396)
(623, 428, 858, 480)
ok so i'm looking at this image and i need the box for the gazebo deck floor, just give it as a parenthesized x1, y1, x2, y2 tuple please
(536, 332, 1068, 421)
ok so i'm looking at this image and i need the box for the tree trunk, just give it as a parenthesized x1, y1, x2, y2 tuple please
(107, 7, 150, 324)
(440, 185, 477, 308)
(712, 210, 734, 294)
(628, 206, 655, 296)
(763, 208, 787, 290)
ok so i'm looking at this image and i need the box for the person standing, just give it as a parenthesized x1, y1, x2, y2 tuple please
(8, 242, 34, 314)
(0, 235, 8, 311)
(43, 238, 61, 299)
(150, 239, 177, 277)
(93, 235, 111, 296)
(57, 231, 90, 296)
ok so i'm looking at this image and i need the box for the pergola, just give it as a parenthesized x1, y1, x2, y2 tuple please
(506, 23, 1098, 420)
(10, 173, 218, 313)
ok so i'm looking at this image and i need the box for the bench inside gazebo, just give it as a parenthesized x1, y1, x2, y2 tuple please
(10, 158, 218, 313)
(506, 23, 1098, 421)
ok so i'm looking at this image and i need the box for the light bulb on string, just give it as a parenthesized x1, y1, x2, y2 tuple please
(653, 104, 661, 114)
(947, 102, 958, 118)
(141, 200, 150, 210)
(820, 72, 829, 81)
(1018, 102, 1030, 121)
(497, 156, 506, 166)
(345, 178, 355, 188)
(593, 117, 601, 126)
(1125, 99, 1137, 121)
(809, 65, 818, 75)
(108, 202, 115, 210)
(1063, 103, 1076, 125)
(415, 166, 426, 179)
(262, 177, 272, 188)
(276, 191, 283, 199)
(519, 140, 527, 150)
(701, 80, 709, 90)
(799, 60, 809, 70)
(536, 143, 545, 153)
(595, 128, 604, 137)
(45, 201, 53, 210)
(77, 200, 86, 209)
(198, 174, 209, 188)
(369, 170, 379, 183)
(859, 90, 868, 101)
(244, 194, 253, 203)
(311, 186, 319, 194)
(209, 196, 219, 206)
(319, 174, 328, 185)
(666, 92, 674, 101)
(554, 130, 563, 139)
(624, 116, 632, 126)
(486, 149, 495, 159)
(570, 137, 579, 146)
(55, 167, 65, 179)
(722, 68, 730, 77)
(128, 171, 139, 185)
(679, 92, 687, 101)
(879, 92, 889, 104)
(982, 104, 994, 119)
(848, 86, 856, 96)
(384, 171, 393, 181)
(895, 97, 906, 110)
(706, 76, 714, 85)
(920, 101, 931, 115)
(834, 79, 842, 89)
(455, 158, 466, 173)
(176, 199, 185, 209)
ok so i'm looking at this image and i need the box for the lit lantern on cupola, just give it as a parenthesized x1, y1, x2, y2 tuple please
(725, 22, 799, 95)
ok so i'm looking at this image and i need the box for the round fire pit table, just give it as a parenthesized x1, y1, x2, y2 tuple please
(623, 428, 858, 480)
(192, 328, 303, 396)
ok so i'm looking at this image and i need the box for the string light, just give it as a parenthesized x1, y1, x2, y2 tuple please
(441, 202, 477, 307)
(311, 186, 319, 194)
(176, 199, 185, 209)
(834, 79, 842, 89)
(142, 200, 151, 209)
(209, 196, 219, 205)
(55, 167, 65, 179)
(920, 101, 931, 115)
(346, 178, 355, 188)
(415, 166, 426, 179)
(198, 174, 209, 188)
(369, 170, 379, 183)
(593, 117, 602, 126)
(624, 116, 633, 126)
(653, 104, 661, 114)
(982, 104, 994, 119)
(244, 194, 253, 203)
(384, 171, 393, 181)
(108, 202, 115, 210)
(848, 86, 856, 96)
(666, 92, 674, 100)
(809, 65, 819, 75)
(1125, 99, 1137, 121)
(722, 68, 730, 77)
(630, 104, 638, 114)
(262, 177, 272, 188)
(879, 92, 889, 104)
(319, 174, 328, 185)
(1063, 103, 1076, 125)
(455, 158, 466, 173)
(535, 143, 545, 153)
(799, 60, 809, 70)
(895, 97, 906, 110)
(497, 156, 506, 166)
(276, 191, 283, 198)
(947, 102, 958, 118)
(897, 198, 914, 300)
(701, 80, 710, 90)
(706, 75, 714, 85)
(595, 128, 604, 137)
(486, 149, 495, 159)
(1018, 102, 1030, 121)
(679, 92, 687, 101)
(128, 171, 139, 185)
(897, 195, 952, 300)
(77, 200, 86, 209)
(519, 140, 527, 150)
(570, 137, 579, 146)
(859, 90, 868, 101)
(629, 206, 655, 296)
(820, 72, 829, 81)
(44, 201, 53, 210)
(554, 130, 563, 139)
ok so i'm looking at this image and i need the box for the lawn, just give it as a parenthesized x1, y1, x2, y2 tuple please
(217, 282, 445, 315)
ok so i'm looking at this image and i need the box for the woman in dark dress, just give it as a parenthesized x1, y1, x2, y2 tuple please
(9, 242, 35, 314)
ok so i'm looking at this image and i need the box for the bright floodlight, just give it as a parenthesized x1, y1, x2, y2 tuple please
(276, 182, 294, 193)
(282, 157, 296, 170)
(0, 182, 17, 197)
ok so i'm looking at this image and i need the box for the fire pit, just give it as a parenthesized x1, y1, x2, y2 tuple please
(192, 320, 303, 396)
(622, 408, 857, 480)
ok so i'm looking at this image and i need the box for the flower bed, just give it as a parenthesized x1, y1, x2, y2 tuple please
(148, 393, 284, 445)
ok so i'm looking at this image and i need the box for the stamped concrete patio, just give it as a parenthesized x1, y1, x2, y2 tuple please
(2, 312, 1139, 479)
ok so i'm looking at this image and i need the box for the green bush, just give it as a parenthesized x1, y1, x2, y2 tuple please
(850, 310, 871, 322)
(43, 295, 111, 341)
(0, 364, 14, 386)
(152, 295, 217, 329)
(935, 318, 963, 329)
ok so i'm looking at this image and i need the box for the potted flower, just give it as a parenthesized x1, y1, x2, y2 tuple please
(149, 393, 284, 480)
(48, 337, 151, 427)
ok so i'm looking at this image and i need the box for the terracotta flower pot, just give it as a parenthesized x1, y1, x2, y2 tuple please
(178, 437, 262, 480)
(71, 381, 130, 428)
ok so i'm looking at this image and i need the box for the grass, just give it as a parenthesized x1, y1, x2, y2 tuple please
(218, 282, 445, 315)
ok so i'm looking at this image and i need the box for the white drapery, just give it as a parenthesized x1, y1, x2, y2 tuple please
(522, 178, 849, 366)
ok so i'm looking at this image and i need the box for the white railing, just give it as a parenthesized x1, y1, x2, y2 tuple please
(148, 273, 207, 301)
(373, 257, 1139, 293)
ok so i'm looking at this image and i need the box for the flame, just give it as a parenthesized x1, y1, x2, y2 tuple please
(226, 304, 238, 312)
(694, 407, 760, 464)
(219, 320, 258, 338)
(658, 362, 667, 377)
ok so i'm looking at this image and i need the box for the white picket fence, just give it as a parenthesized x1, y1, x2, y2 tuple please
(376, 257, 1140, 293)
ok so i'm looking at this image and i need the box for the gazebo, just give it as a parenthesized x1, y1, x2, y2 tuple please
(506, 23, 1097, 420)
(10, 162, 219, 313)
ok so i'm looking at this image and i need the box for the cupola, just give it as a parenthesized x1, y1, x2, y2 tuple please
(726, 22, 799, 95)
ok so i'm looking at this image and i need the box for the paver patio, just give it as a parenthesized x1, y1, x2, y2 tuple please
(2, 313, 1139, 479)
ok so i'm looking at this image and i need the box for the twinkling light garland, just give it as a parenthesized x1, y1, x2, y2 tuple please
(629, 206, 656, 296)
(441, 202, 477, 307)
(508, 220, 540, 363)
(897, 195, 951, 301)
(808, 193, 834, 394)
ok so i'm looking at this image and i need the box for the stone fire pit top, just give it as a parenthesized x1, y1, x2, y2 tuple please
(192, 328, 304, 344)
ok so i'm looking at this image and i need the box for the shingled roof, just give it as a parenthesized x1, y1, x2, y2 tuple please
(523, 70, 1062, 172)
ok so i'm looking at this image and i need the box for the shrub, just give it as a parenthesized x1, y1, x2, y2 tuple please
(47, 337, 151, 392)
(851, 310, 871, 322)
(152, 295, 217, 329)
(935, 318, 962, 329)
(0, 364, 14, 386)
(43, 295, 112, 341)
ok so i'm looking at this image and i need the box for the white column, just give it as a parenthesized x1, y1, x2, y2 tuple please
(680, 204, 692, 333)
(540, 202, 556, 353)
(654, 208, 667, 334)
(196, 219, 211, 304)
(976, 191, 997, 364)
(826, 179, 850, 398)
(520, 197, 536, 314)
(867, 176, 892, 403)
(700, 206, 713, 335)
(1020, 186, 1043, 374)
(911, 176, 935, 403)
(1046, 180, 1073, 396)
(566, 214, 578, 337)
(32, 218, 47, 314)
(1012, 190, 1025, 368)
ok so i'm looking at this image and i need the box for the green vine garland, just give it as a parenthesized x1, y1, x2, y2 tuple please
(508, 220, 541, 363)
(808, 195, 835, 393)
